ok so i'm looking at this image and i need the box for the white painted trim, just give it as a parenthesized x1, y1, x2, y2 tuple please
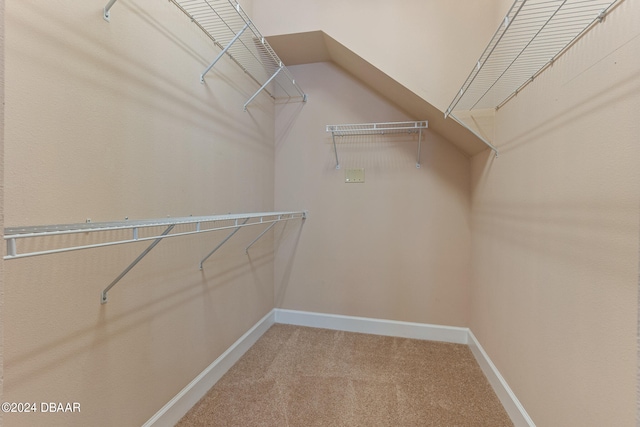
(274, 308, 469, 344)
(142, 309, 276, 427)
(468, 330, 536, 427)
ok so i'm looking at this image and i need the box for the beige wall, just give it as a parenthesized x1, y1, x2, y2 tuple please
(469, 1, 640, 425)
(1, 0, 5, 421)
(4, 0, 279, 426)
(274, 62, 472, 327)
(262, 0, 640, 424)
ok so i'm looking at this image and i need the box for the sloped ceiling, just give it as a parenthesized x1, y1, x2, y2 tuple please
(267, 31, 490, 157)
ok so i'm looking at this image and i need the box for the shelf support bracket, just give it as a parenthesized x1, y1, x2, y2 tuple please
(200, 22, 250, 83)
(416, 128, 422, 169)
(103, 0, 118, 22)
(101, 224, 175, 304)
(244, 65, 283, 111)
(245, 219, 279, 254)
(199, 217, 250, 269)
(330, 130, 340, 170)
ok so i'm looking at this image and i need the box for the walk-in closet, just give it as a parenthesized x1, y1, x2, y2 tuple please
(1, 0, 638, 426)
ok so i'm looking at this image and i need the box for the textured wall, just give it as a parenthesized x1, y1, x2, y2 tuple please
(274, 62, 472, 327)
(469, 1, 640, 425)
(3, 0, 278, 425)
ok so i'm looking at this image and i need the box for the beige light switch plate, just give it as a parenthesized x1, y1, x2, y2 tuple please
(345, 168, 365, 183)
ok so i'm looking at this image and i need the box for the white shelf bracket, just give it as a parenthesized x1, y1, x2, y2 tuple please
(101, 224, 175, 304)
(172, 0, 307, 107)
(416, 127, 422, 169)
(199, 217, 250, 269)
(245, 212, 307, 253)
(329, 128, 341, 170)
(200, 22, 250, 84)
(245, 219, 279, 254)
(243, 65, 283, 111)
(103, 0, 118, 22)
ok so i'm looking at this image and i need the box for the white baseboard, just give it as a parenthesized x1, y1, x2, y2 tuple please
(274, 308, 469, 344)
(468, 330, 536, 427)
(142, 309, 276, 427)
(144, 308, 533, 427)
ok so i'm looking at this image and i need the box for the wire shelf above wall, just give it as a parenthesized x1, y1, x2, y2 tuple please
(171, 0, 307, 109)
(5, 211, 307, 303)
(326, 121, 428, 169)
(104, 0, 307, 110)
(445, 0, 620, 154)
(447, 0, 620, 112)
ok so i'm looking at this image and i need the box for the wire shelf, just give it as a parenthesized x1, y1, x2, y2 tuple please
(326, 121, 428, 136)
(170, 0, 306, 107)
(447, 0, 619, 115)
(326, 121, 428, 169)
(5, 211, 307, 304)
(4, 211, 306, 259)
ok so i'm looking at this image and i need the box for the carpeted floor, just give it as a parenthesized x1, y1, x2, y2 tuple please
(176, 324, 514, 426)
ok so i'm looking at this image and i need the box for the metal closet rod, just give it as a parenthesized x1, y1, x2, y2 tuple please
(3, 211, 307, 304)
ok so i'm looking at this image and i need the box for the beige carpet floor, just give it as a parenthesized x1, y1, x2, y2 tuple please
(176, 324, 514, 426)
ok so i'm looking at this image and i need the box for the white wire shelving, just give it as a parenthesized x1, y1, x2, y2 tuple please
(4, 211, 307, 303)
(326, 121, 428, 169)
(445, 0, 621, 155)
(104, 0, 307, 110)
